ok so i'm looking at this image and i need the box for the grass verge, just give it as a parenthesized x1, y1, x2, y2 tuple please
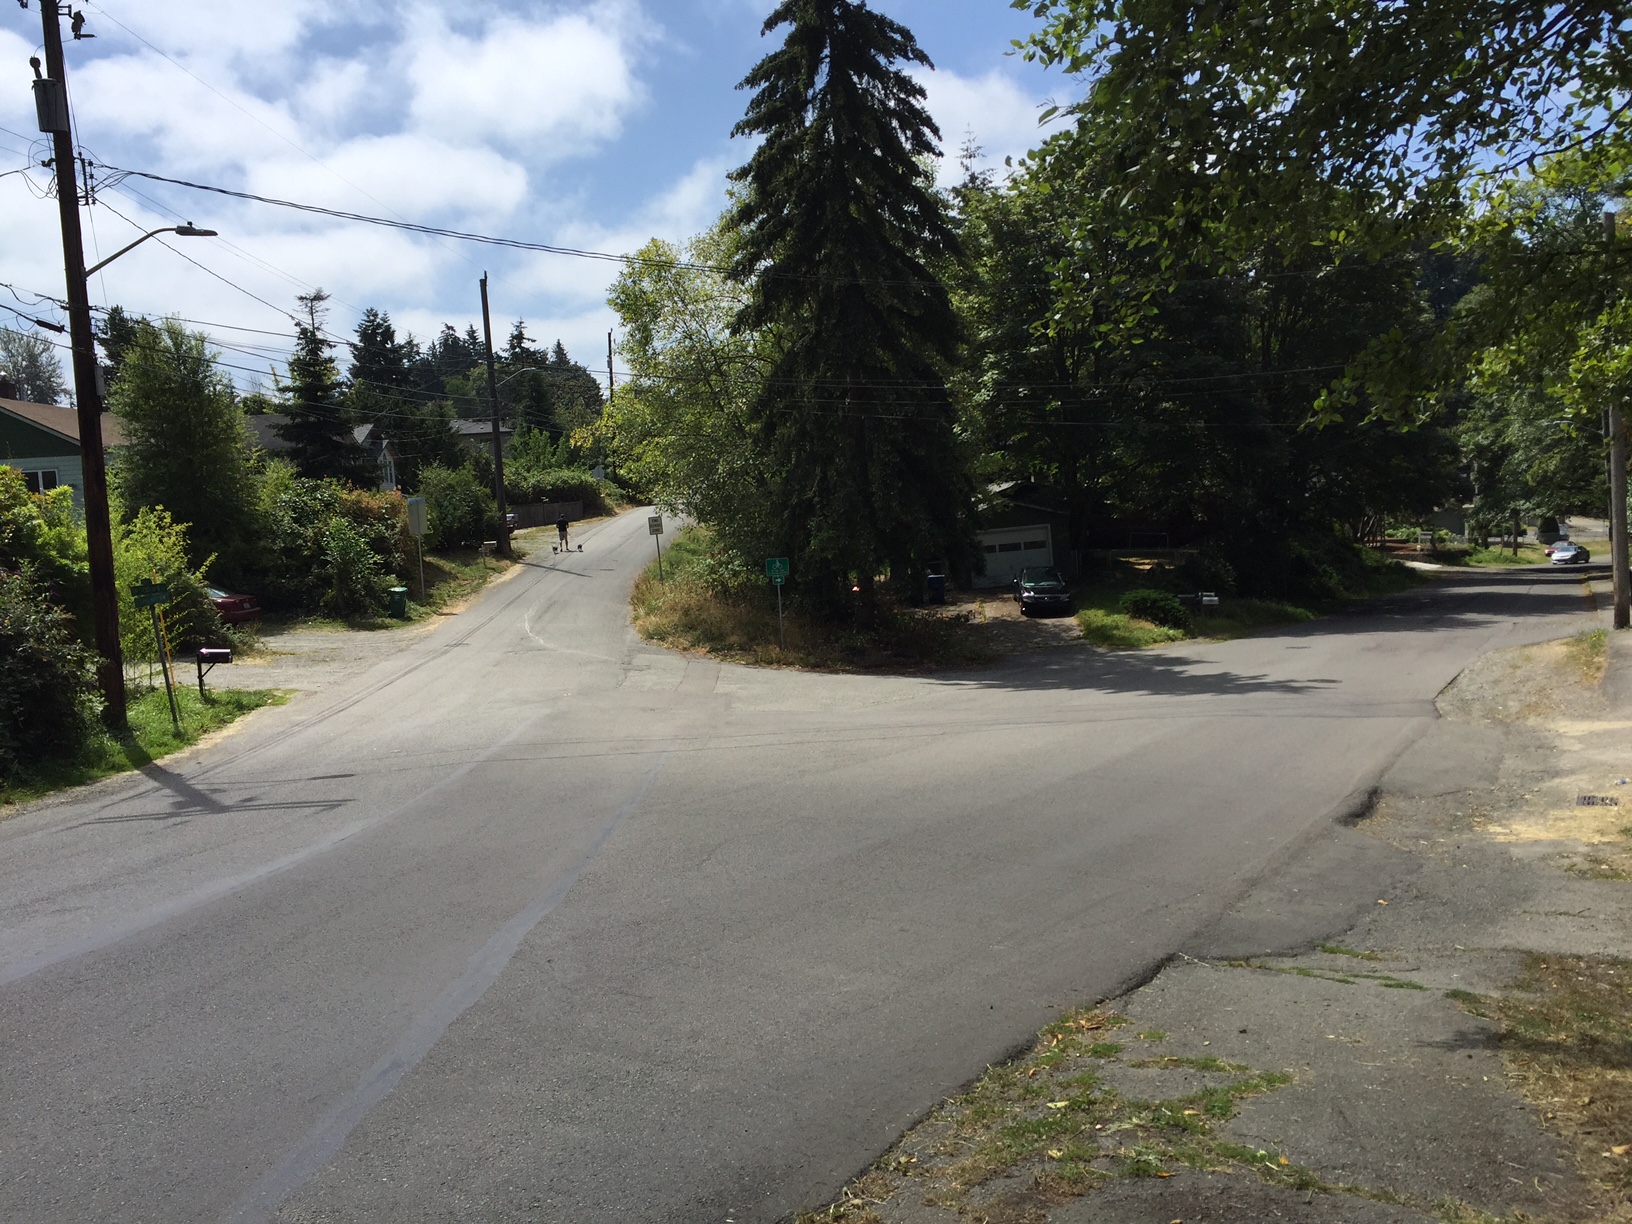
(631, 527, 993, 670)
(1447, 954, 1632, 1216)
(1434, 544, 1554, 567)
(259, 541, 528, 635)
(2, 685, 288, 807)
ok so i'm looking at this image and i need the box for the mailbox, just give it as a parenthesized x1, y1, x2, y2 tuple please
(196, 647, 232, 698)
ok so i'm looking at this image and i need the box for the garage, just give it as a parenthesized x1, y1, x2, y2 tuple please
(974, 524, 1053, 588)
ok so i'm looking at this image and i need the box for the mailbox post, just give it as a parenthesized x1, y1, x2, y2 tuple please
(196, 647, 232, 699)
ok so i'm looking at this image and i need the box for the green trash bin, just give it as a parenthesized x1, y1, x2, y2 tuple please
(387, 586, 409, 619)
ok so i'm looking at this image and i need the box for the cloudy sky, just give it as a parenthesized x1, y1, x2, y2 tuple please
(0, 0, 1069, 392)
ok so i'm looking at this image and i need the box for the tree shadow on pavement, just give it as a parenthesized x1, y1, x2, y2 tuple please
(926, 568, 1595, 698)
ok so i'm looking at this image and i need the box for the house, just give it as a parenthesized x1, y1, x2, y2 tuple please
(0, 395, 125, 512)
(452, 418, 513, 456)
(244, 414, 401, 491)
(973, 480, 1078, 588)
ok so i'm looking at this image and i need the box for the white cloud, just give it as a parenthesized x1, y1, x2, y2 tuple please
(911, 65, 1070, 186)
(405, 9, 643, 153)
(245, 136, 530, 222)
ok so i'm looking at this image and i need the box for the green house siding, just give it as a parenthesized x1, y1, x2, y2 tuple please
(0, 410, 72, 461)
(0, 412, 88, 511)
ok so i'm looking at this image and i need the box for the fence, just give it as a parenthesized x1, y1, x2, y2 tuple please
(509, 501, 585, 528)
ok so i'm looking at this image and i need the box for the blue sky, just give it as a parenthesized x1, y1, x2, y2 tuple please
(0, 1, 1068, 392)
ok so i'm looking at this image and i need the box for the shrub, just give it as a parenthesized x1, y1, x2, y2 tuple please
(317, 517, 392, 618)
(1120, 588, 1193, 632)
(419, 464, 494, 549)
(249, 462, 408, 615)
(0, 568, 99, 782)
(0, 467, 89, 626)
(113, 505, 223, 660)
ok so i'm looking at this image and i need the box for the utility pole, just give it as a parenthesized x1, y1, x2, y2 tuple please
(607, 330, 615, 406)
(478, 274, 511, 559)
(34, 4, 125, 727)
(1606, 211, 1629, 629)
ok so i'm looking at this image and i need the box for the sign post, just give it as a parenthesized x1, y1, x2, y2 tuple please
(649, 515, 665, 582)
(406, 495, 428, 599)
(766, 557, 790, 651)
(132, 580, 180, 730)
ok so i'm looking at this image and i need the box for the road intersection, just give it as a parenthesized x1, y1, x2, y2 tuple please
(0, 509, 1600, 1222)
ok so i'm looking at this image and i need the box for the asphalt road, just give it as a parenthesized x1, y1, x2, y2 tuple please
(0, 513, 1602, 1223)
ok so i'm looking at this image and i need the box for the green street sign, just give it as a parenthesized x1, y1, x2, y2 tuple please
(131, 581, 171, 609)
(766, 557, 790, 584)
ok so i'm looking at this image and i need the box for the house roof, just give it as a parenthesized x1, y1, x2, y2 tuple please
(0, 397, 126, 448)
(245, 414, 397, 460)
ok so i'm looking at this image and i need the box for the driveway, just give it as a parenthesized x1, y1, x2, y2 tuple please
(0, 511, 1601, 1223)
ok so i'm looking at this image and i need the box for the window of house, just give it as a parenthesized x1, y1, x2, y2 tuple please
(22, 469, 59, 494)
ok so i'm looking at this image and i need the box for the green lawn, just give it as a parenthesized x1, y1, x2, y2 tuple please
(1071, 547, 1413, 649)
(1, 685, 288, 808)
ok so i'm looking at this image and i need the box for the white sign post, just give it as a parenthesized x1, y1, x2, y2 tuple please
(406, 496, 428, 598)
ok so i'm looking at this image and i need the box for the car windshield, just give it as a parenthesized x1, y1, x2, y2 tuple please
(1020, 569, 1064, 589)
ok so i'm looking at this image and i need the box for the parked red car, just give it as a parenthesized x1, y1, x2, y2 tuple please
(207, 586, 261, 624)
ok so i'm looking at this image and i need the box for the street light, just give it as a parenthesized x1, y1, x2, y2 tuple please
(86, 225, 218, 278)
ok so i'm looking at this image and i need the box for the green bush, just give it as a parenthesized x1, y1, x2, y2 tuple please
(1120, 588, 1193, 632)
(113, 505, 223, 660)
(250, 461, 408, 614)
(0, 568, 99, 782)
(0, 467, 90, 629)
(419, 464, 494, 549)
(504, 465, 615, 516)
(317, 517, 392, 618)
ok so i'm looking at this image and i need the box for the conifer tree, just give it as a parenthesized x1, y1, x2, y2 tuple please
(729, 0, 975, 622)
(277, 290, 367, 484)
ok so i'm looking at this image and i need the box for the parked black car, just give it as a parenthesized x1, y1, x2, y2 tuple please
(1014, 566, 1072, 616)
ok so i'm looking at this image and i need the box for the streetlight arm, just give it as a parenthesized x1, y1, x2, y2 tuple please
(85, 225, 218, 278)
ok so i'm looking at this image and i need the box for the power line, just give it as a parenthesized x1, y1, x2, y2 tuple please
(99, 163, 727, 275)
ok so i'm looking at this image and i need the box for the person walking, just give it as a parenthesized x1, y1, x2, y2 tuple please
(556, 513, 571, 551)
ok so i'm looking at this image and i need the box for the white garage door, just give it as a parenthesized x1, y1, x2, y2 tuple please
(974, 524, 1053, 587)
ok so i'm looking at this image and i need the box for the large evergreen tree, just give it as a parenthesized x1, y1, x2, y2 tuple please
(346, 307, 463, 491)
(276, 290, 367, 484)
(729, 0, 976, 622)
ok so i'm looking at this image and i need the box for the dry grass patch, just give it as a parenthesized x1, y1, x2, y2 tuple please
(1451, 954, 1632, 1220)
(631, 528, 993, 671)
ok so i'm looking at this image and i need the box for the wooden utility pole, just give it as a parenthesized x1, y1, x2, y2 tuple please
(607, 330, 615, 406)
(35, 5, 126, 726)
(1606, 211, 1629, 629)
(478, 274, 511, 559)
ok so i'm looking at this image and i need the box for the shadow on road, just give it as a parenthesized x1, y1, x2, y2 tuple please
(929, 567, 1594, 697)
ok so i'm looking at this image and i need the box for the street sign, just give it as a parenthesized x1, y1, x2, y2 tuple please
(648, 515, 664, 536)
(406, 496, 427, 538)
(766, 557, 790, 585)
(131, 581, 170, 609)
